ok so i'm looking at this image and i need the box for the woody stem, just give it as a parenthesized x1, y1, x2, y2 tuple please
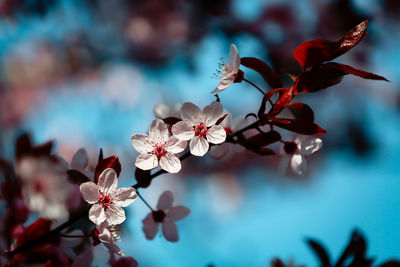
(137, 191, 154, 212)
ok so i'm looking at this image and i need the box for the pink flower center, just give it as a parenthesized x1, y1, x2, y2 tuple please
(194, 123, 208, 137)
(98, 194, 112, 208)
(153, 145, 167, 159)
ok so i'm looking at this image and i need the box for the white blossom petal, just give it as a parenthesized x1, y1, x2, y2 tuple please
(142, 213, 159, 240)
(162, 221, 178, 242)
(290, 154, 307, 175)
(79, 182, 100, 204)
(212, 75, 236, 93)
(98, 226, 124, 256)
(88, 204, 106, 225)
(105, 204, 126, 225)
(153, 104, 171, 119)
(71, 148, 88, 171)
(190, 136, 209, 156)
(157, 191, 174, 211)
(203, 101, 224, 127)
(171, 121, 195, 141)
(228, 43, 240, 74)
(165, 136, 187, 154)
(112, 187, 137, 207)
(131, 134, 153, 154)
(97, 168, 118, 194)
(297, 137, 323, 155)
(206, 125, 226, 144)
(135, 153, 158, 170)
(166, 206, 190, 221)
(148, 119, 169, 145)
(159, 153, 181, 173)
(181, 102, 201, 123)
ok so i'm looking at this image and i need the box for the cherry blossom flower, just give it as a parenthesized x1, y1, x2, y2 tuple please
(79, 168, 137, 225)
(211, 44, 241, 94)
(131, 118, 187, 173)
(92, 222, 125, 256)
(16, 157, 69, 220)
(172, 101, 227, 156)
(142, 191, 190, 242)
(154, 103, 181, 119)
(279, 136, 323, 175)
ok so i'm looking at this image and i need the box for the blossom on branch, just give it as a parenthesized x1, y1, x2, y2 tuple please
(142, 191, 190, 242)
(279, 136, 323, 175)
(132, 118, 187, 173)
(212, 44, 242, 93)
(91, 222, 125, 256)
(172, 101, 227, 156)
(17, 157, 69, 220)
(80, 168, 137, 225)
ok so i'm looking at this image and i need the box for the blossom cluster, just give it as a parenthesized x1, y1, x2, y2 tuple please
(0, 19, 389, 266)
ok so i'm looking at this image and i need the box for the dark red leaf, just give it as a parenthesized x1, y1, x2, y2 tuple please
(134, 168, 151, 188)
(239, 131, 280, 156)
(269, 118, 326, 135)
(94, 156, 121, 184)
(287, 102, 314, 121)
(216, 114, 228, 125)
(16, 219, 52, 247)
(15, 134, 53, 160)
(240, 57, 282, 89)
(67, 170, 91, 184)
(268, 88, 295, 117)
(243, 131, 281, 147)
(15, 134, 32, 159)
(305, 238, 330, 267)
(294, 20, 369, 70)
(294, 64, 345, 93)
(323, 62, 389, 81)
(163, 117, 182, 125)
(295, 62, 388, 93)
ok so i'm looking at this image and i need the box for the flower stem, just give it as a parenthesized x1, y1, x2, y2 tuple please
(137, 191, 154, 212)
(243, 78, 274, 107)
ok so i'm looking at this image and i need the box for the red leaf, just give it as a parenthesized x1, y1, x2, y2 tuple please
(15, 134, 53, 160)
(287, 102, 314, 121)
(294, 20, 369, 70)
(243, 131, 281, 147)
(16, 219, 52, 247)
(239, 131, 280, 156)
(269, 118, 326, 135)
(240, 57, 282, 89)
(94, 156, 121, 184)
(323, 62, 389, 81)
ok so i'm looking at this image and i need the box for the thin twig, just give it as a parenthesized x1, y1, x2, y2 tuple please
(137, 191, 154, 212)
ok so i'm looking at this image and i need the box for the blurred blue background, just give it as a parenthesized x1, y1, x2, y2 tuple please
(0, 0, 399, 266)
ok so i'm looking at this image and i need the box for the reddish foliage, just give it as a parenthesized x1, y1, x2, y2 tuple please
(94, 156, 121, 184)
(241, 57, 282, 89)
(294, 20, 369, 70)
